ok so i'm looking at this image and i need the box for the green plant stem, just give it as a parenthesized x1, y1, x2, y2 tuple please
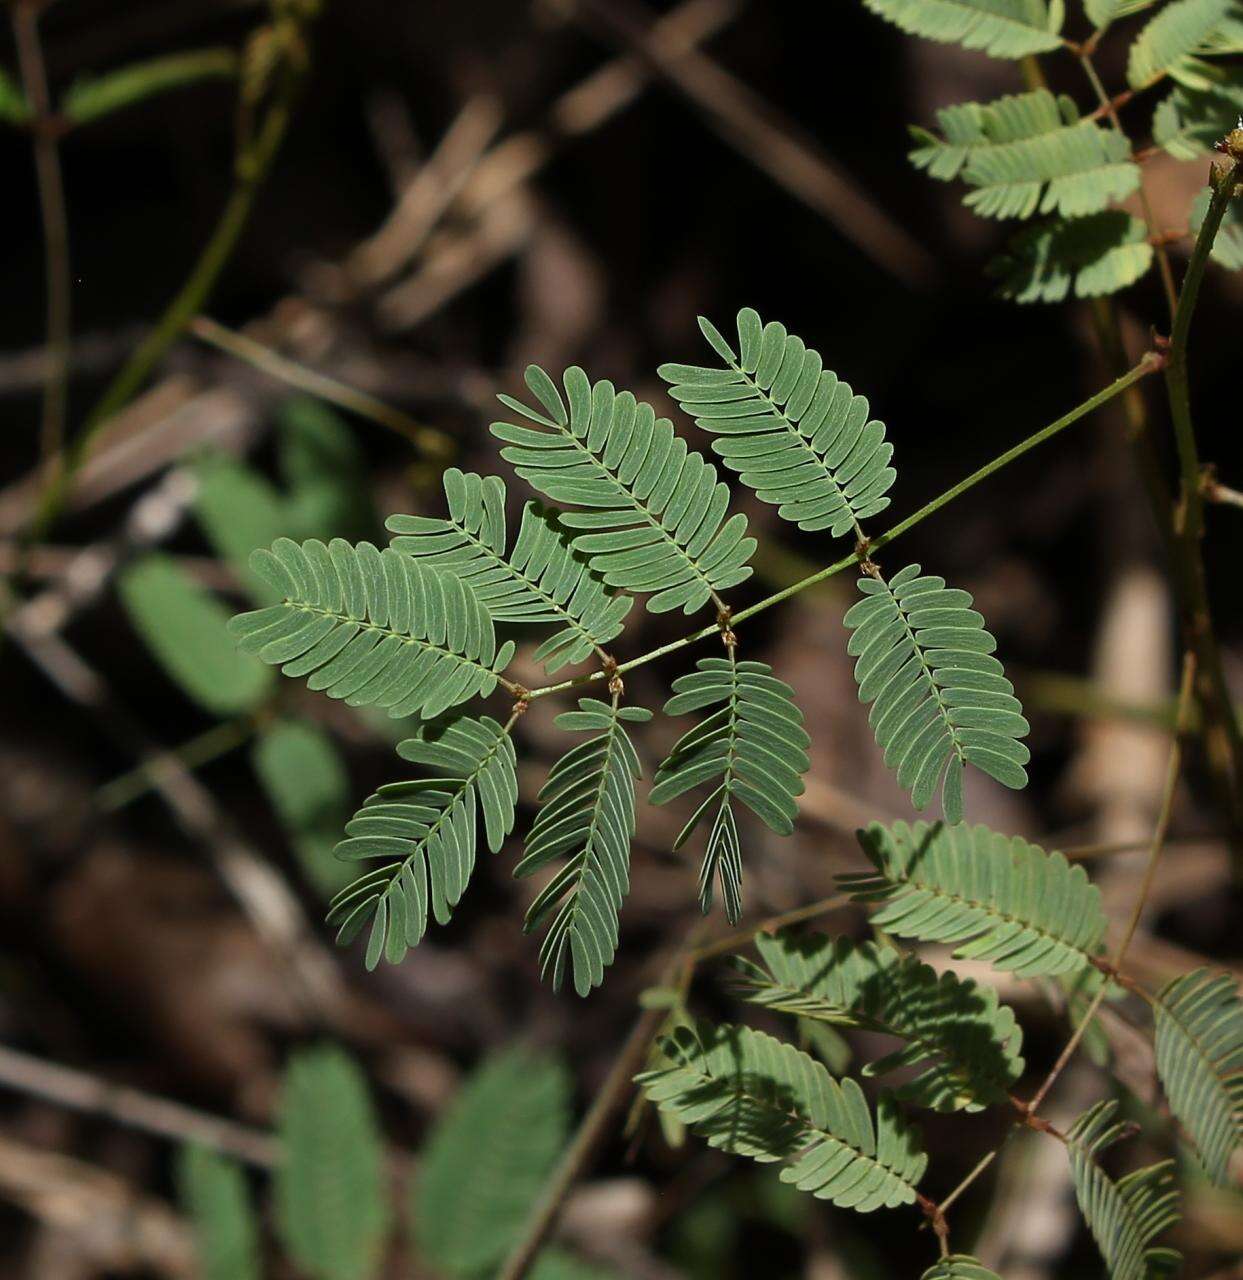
(1161, 161, 1243, 837)
(29, 65, 303, 542)
(12, 0, 71, 468)
(95, 714, 259, 812)
(525, 355, 1161, 701)
(189, 315, 453, 457)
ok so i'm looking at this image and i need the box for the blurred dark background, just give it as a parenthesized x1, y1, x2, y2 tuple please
(1, 1, 1240, 1276)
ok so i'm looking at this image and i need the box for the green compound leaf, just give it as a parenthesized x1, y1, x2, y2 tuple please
(1067, 1100, 1182, 1280)
(1153, 968, 1243, 1185)
(1128, 0, 1243, 88)
(328, 714, 518, 969)
(660, 308, 896, 536)
(861, 0, 1065, 57)
(516, 697, 652, 996)
(491, 366, 755, 615)
(734, 930, 1025, 1113)
(1191, 184, 1243, 268)
(843, 564, 1029, 822)
(841, 821, 1108, 977)
(911, 89, 1139, 220)
(176, 1145, 260, 1280)
(1085, 0, 1160, 30)
(276, 1046, 389, 1280)
(229, 538, 514, 721)
(120, 552, 274, 716)
(252, 719, 356, 898)
(637, 1021, 928, 1211)
(650, 654, 809, 923)
(60, 48, 237, 125)
(1153, 79, 1243, 158)
(921, 1258, 1003, 1280)
(415, 1048, 571, 1275)
(991, 210, 1154, 303)
(387, 468, 632, 672)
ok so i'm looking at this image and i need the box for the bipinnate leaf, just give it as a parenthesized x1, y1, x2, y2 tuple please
(1066, 1100, 1182, 1280)
(637, 1021, 928, 1210)
(328, 714, 518, 969)
(1153, 968, 1243, 1184)
(911, 89, 1140, 220)
(661, 307, 896, 536)
(843, 564, 1029, 823)
(120, 553, 274, 716)
(651, 653, 809, 923)
(842, 821, 1107, 977)
(515, 698, 652, 995)
(229, 538, 514, 721)
(387, 468, 631, 672)
(415, 1047, 571, 1274)
(491, 366, 755, 615)
(735, 930, 1025, 1113)
(276, 1046, 389, 1280)
(176, 1145, 260, 1280)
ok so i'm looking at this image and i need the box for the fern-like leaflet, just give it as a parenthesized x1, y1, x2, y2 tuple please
(861, 0, 1066, 59)
(491, 365, 755, 614)
(1152, 968, 1243, 1184)
(910, 89, 1140, 220)
(328, 715, 518, 969)
(516, 697, 652, 996)
(415, 1048, 570, 1275)
(1127, 0, 1243, 89)
(841, 821, 1108, 977)
(637, 1021, 928, 1211)
(992, 211, 1155, 303)
(386, 468, 632, 672)
(733, 930, 1025, 1113)
(1066, 1100, 1182, 1280)
(843, 564, 1030, 822)
(650, 653, 809, 923)
(660, 307, 895, 536)
(229, 537, 514, 720)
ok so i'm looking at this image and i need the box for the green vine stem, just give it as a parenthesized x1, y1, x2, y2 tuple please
(524, 355, 1162, 701)
(27, 29, 312, 542)
(1161, 156, 1243, 837)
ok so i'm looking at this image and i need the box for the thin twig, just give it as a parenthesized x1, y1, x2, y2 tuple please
(0, 1043, 277, 1167)
(12, 0, 72, 468)
(189, 315, 451, 456)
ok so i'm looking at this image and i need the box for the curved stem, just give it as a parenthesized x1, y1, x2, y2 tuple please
(12, 0, 71, 467)
(29, 61, 305, 541)
(524, 356, 1161, 701)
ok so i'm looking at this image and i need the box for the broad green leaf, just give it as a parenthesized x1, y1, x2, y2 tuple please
(194, 453, 291, 603)
(278, 397, 374, 541)
(119, 553, 273, 715)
